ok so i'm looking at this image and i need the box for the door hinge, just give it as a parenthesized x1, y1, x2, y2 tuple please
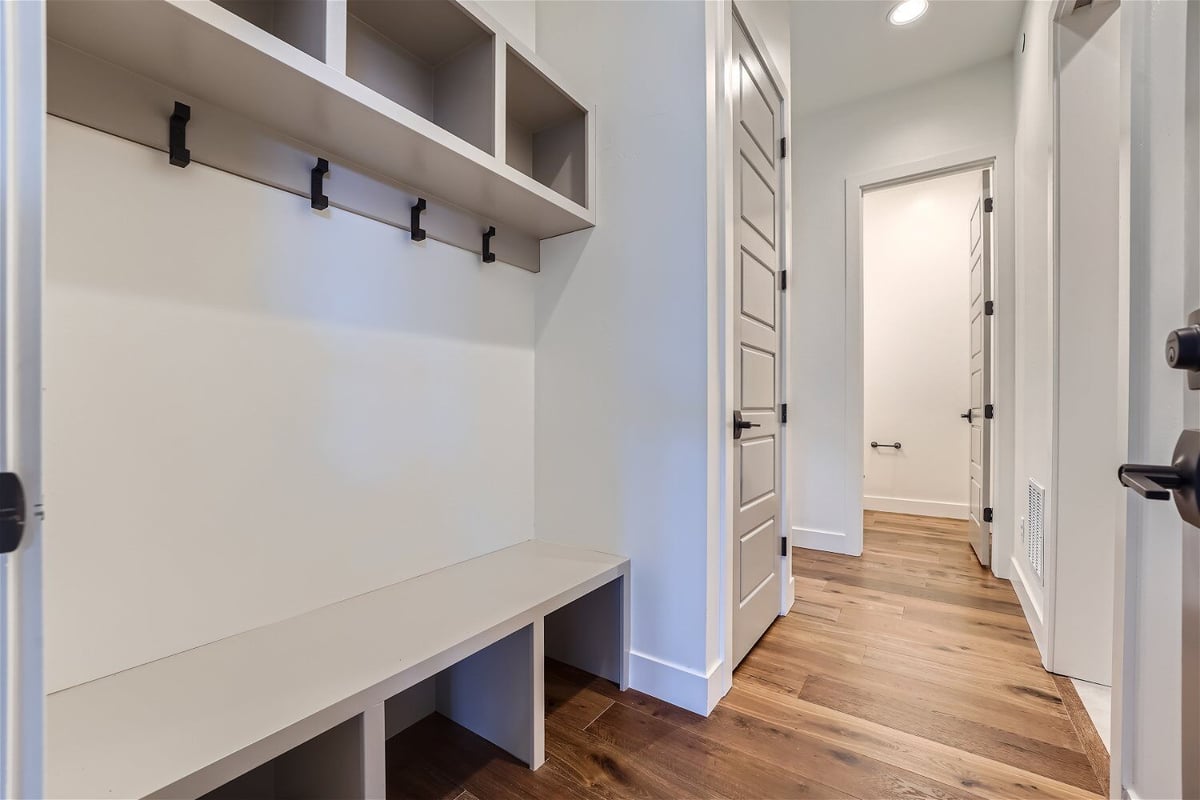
(781, 536, 789, 556)
(781, 403, 788, 423)
(780, 137, 787, 159)
(984, 404, 995, 419)
(983, 507, 994, 524)
(780, 270, 788, 291)
(984, 197, 994, 213)
(985, 300, 994, 316)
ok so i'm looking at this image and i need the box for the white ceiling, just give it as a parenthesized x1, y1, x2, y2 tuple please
(790, 0, 1024, 115)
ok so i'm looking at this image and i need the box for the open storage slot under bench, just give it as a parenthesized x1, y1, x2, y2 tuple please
(47, 542, 629, 799)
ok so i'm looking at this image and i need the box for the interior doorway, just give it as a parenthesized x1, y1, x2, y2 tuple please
(860, 169, 991, 548)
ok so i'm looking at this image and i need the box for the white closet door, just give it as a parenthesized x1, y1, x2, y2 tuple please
(732, 15, 784, 667)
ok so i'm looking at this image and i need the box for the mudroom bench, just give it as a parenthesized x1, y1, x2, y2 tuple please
(47, 541, 629, 799)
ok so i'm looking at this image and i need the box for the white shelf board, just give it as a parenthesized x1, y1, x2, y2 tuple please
(46, 0, 595, 241)
(47, 540, 627, 799)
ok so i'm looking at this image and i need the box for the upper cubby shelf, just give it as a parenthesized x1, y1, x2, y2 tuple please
(46, 0, 595, 245)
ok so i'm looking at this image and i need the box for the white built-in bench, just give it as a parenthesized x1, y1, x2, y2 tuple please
(47, 541, 629, 799)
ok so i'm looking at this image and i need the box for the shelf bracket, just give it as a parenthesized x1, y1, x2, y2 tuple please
(168, 101, 191, 168)
(311, 157, 329, 210)
(482, 226, 496, 263)
(411, 198, 427, 241)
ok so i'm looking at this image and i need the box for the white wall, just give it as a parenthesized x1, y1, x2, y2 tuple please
(533, 1, 720, 714)
(44, 119, 536, 692)
(790, 57, 1015, 563)
(1052, 0, 1120, 687)
(476, 0, 535, 51)
(862, 172, 978, 520)
(1008, 0, 1054, 647)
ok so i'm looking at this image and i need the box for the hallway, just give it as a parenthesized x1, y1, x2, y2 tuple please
(386, 512, 1108, 799)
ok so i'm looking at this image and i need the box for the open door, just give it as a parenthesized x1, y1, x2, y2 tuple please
(0, 3, 45, 796)
(966, 171, 992, 568)
(1113, 1, 1199, 796)
(731, 12, 784, 666)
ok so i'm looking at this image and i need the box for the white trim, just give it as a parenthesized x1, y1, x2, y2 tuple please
(707, 0, 737, 718)
(1010, 553, 1049, 659)
(0, 2, 45, 796)
(791, 525, 856, 556)
(844, 142, 1015, 579)
(862, 496, 968, 520)
(627, 650, 725, 716)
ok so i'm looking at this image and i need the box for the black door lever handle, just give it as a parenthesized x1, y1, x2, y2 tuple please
(1118, 429, 1200, 526)
(732, 410, 761, 440)
(1118, 464, 1183, 500)
(961, 410, 973, 422)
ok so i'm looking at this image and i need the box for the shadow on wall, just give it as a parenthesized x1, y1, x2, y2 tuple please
(49, 120, 534, 349)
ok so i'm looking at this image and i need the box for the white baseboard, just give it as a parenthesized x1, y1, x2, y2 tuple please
(863, 495, 968, 520)
(791, 525, 858, 555)
(628, 650, 725, 715)
(1009, 554, 1048, 664)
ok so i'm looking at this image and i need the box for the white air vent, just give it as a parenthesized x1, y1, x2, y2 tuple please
(1027, 479, 1046, 583)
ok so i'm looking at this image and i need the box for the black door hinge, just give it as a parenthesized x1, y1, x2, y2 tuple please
(983, 507, 994, 523)
(984, 197, 994, 213)
(985, 300, 994, 316)
(780, 270, 788, 291)
(984, 404, 995, 419)
(781, 536, 788, 556)
(781, 403, 788, 423)
(780, 137, 787, 159)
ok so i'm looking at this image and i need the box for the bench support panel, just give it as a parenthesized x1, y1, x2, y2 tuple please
(436, 620, 545, 769)
(546, 574, 630, 690)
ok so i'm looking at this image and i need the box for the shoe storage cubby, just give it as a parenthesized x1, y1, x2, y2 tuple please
(345, 0, 495, 155)
(505, 47, 589, 207)
(199, 714, 370, 800)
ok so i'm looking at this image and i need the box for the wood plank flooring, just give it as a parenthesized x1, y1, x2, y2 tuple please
(386, 511, 1108, 799)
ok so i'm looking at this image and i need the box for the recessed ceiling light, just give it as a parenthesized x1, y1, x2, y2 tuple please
(888, 0, 929, 26)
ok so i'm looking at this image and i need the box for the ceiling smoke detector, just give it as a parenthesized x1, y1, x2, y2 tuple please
(888, 0, 929, 26)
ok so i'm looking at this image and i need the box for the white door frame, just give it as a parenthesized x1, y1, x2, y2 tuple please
(1044, 0, 1124, 687)
(0, 1, 45, 796)
(844, 143, 1015, 577)
(709, 0, 792, 707)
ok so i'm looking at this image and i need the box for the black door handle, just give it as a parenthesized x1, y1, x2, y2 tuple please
(1118, 464, 1182, 500)
(961, 410, 973, 422)
(1119, 429, 1200, 526)
(733, 410, 761, 440)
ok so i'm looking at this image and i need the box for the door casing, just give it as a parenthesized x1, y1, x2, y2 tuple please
(844, 147, 1014, 575)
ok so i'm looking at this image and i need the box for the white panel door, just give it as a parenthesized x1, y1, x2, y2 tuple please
(0, 2, 45, 796)
(966, 172, 992, 567)
(732, 16, 783, 666)
(1114, 2, 1196, 796)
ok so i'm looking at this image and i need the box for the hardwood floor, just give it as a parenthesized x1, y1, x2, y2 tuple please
(386, 512, 1108, 799)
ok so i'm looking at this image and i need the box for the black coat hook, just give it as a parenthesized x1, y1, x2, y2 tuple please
(411, 198, 427, 241)
(482, 226, 496, 263)
(311, 158, 329, 210)
(169, 101, 191, 168)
